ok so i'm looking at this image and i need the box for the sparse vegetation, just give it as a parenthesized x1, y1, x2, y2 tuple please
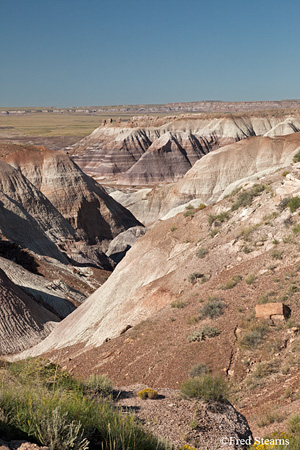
(245, 274, 257, 285)
(293, 150, 300, 163)
(188, 272, 204, 284)
(219, 275, 242, 290)
(84, 374, 113, 397)
(231, 184, 266, 211)
(170, 225, 177, 232)
(277, 197, 291, 212)
(199, 298, 226, 319)
(238, 322, 270, 349)
(171, 299, 187, 309)
(180, 375, 228, 402)
(288, 197, 300, 213)
(196, 248, 209, 259)
(208, 211, 230, 226)
(271, 249, 284, 260)
(188, 326, 220, 342)
(189, 363, 211, 378)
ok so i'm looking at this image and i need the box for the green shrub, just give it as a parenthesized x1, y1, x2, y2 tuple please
(189, 363, 211, 378)
(199, 298, 225, 319)
(245, 274, 257, 285)
(292, 224, 300, 234)
(188, 326, 220, 342)
(196, 248, 209, 259)
(36, 406, 89, 450)
(170, 225, 177, 232)
(288, 415, 300, 435)
(171, 299, 187, 309)
(84, 374, 113, 397)
(180, 375, 228, 402)
(293, 150, 300, 163)
(288, 197, 300, 213)
(184, 209, 195, 218)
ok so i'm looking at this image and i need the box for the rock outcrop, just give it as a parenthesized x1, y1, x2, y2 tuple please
(69, 113, 300, 185)
(106, 226, 146, 263)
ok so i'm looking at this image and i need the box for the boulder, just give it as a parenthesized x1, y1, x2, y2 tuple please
(255, 302, 290, 322)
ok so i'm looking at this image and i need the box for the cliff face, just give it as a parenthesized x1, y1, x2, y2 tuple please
(69, 113, 300, 185)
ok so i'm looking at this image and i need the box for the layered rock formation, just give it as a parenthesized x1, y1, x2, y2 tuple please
(22, 131, 300, 359)
(2, 144, 141, 250)
(69, 113, 300, 185)
(0, 268, 59, 354)
(111, 132, 300, 225)
(0, 143, 143, 350)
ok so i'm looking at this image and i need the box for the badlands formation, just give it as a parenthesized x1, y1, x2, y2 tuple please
(0, 143, 142, 353)
(3, 111, 300, 447)
(69, 112, 300, 185)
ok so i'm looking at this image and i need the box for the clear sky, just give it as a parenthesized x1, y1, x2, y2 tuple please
(1, 0, 300, 107)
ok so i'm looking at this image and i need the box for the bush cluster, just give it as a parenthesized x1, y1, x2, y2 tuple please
(199, 298, 226, 319)
(180, 375, 228, 402)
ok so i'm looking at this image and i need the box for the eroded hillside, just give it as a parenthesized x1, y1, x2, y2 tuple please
(69, 112, 300, 185)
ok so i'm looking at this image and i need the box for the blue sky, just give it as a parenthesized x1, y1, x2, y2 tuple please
(1, 0, 300, 107)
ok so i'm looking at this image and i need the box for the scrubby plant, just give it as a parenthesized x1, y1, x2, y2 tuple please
(171, 299, 187, 309)
(245, 274, 257, 285)
(137, 388, 158, 400)
(180, 375, 228, 402)
(188, 272, 204, 284)
(238, 322, 269, 349)
(188, 326, 220, 342)
(288, 197, 300, 213)
(183, 209, 195, 218)
(84, 374, 113, 397)
(231, 184, 266, 211)
(292, 224, 300, 234)
(170, 225, 177, 232)
(241, 224, 260, 241)
(196, 248, 209, 259)
(277, 197, 291, 212)
(199, 298, 225, 319)
(271, 249, 284, 260)
(189, 363, 211, 378)
(208, 211, 229, 226)
(293, 150, 300, 163)
(219, 275, 242, 290)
